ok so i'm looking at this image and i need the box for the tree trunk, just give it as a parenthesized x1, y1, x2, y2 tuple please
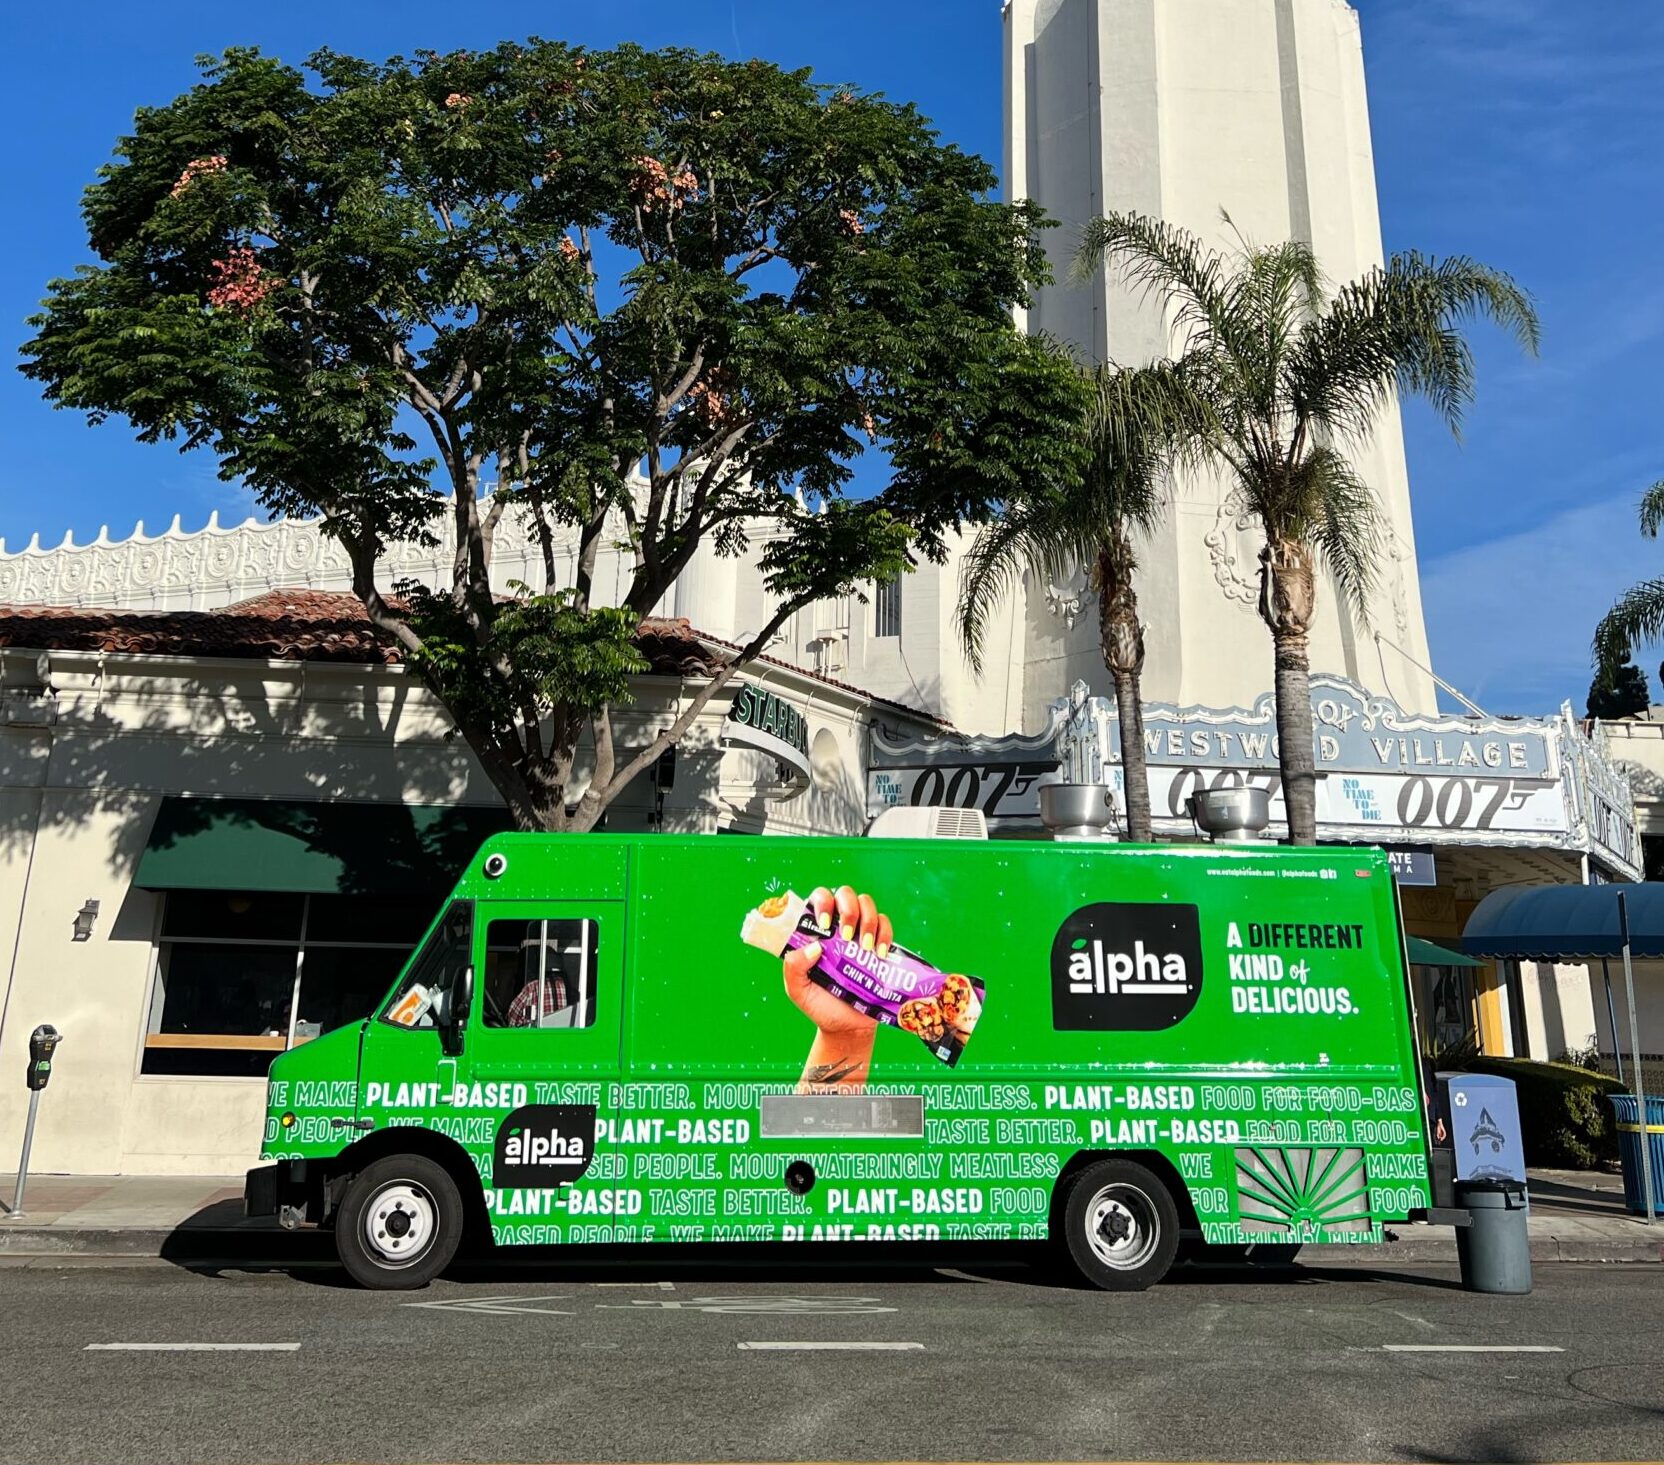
(1097, 543, 1153, 842)
(1258, 538, 1318, 845)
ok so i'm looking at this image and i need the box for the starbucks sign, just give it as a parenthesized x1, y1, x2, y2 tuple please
(724, 684, 812, 790)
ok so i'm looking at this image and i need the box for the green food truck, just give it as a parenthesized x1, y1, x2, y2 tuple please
(245, 831, 1434, 1290)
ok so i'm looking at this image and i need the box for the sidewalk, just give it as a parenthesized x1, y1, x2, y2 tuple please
(0, 1172, 275, 1256)
(1, 1166, 1660, 1264)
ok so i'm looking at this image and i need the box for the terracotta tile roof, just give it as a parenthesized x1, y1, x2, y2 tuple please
(0, 590, 400, 664)
(0, 589, 741, 680)
(0, 591, 951, 725)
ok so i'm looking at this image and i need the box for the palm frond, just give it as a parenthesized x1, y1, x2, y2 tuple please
(1593, 579, 1664, 678)
(955, 496, 1091, 674)
(956, 355, 1192, 675)
(1074, 213, 1233, 352)
(1294, 253, 1539, 445)
(1638, 480, 1664, 538)
(1298, 445, 1381, 620)
(1082, 362, 1191, 530)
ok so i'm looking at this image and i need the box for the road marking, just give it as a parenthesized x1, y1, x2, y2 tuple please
(598, 1296, 896, 1315)
(594, 1280, 676, 1289)
(1381, 1345, 1563, 1353)
(738, 1341, 925, 1351)
(402, 1295, 575, 1316)
(85, 1343, 301, 1352)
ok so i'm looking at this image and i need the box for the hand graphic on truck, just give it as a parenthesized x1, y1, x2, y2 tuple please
(784, 886, 890, 1094)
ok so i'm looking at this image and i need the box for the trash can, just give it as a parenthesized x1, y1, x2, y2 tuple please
(1454, 1180, 1532, 1294)
(1436, 1071, 1531, 1294)
(1609, 1094, 1664, 1217)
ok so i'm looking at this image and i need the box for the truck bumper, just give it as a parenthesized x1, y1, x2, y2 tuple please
(244, 1164, 279, 1219)
(244, 1160, 312, 1221)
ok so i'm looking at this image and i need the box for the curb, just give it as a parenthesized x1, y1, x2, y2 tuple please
(0, 1225, 327, 1260)
(1297, 1235, 1664, 1266)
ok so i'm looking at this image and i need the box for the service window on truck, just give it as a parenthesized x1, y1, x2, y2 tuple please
(482, 919, 597, 1029)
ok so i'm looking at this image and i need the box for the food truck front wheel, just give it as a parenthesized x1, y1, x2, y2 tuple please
(1060, 1159, 1180, 1291)
(334, 1154, 465, 1290)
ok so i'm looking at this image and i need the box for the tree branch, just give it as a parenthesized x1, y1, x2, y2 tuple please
(595, 594, 804, 805)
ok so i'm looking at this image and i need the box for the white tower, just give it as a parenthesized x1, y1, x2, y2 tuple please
(1004, 0, 1439, 719)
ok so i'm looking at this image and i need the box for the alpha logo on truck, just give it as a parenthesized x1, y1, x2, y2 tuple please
(1050, 903, 1204, 1031)
(493, 1104, 598, 1188)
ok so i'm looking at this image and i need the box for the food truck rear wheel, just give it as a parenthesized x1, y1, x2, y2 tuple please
(335, 1155, 464, 1290)
(1061, 1159, 1179, 1291)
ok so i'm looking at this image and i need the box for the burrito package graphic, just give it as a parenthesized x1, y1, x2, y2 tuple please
(741, 891, 985, 1066)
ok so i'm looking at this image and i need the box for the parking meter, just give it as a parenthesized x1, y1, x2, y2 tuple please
(26, 1024, 61, 1091)
(8, 1024, 62, 1219)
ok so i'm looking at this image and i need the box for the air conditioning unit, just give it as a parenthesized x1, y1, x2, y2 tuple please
(866, 805, 988, 840)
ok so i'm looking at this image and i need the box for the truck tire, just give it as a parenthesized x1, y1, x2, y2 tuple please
(1060, 1159, 1179, 1291)
(335, 1155, 464, 1290)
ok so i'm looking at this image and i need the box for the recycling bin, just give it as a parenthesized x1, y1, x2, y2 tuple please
(1609, 1094, 1664, 1217)
(1436, 1071, 1531, 1294)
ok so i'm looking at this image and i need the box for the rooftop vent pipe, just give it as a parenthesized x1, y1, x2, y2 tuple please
(1039, 783, 1119, 841)
(1187, 786, 1272, 843)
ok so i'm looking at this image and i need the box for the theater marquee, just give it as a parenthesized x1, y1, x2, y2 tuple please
(867, 674, 1639, 880)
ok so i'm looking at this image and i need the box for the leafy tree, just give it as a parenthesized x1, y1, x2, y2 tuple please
(1076, 213, 1538, 844)
(956, 361, 1185, 841)
(21, 42, 1085, 830)
(1586, 658, 1650, 720)
(1591, 481, 1664, 702)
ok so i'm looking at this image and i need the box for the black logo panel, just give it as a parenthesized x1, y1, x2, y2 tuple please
(493, 1104, 597, 1188)
(1050, 903, 1204, 1031)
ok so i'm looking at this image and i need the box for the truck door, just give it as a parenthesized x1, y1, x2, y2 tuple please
(464, 900, 624, 1122)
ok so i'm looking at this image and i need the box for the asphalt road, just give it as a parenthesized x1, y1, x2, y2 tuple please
(0, 1253, 1660, 1465)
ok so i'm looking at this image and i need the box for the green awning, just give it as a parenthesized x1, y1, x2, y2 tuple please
(135, 797, 514, 896)
(1407, 935, 1485, 968)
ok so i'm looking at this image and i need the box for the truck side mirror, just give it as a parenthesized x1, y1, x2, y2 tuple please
(440, 966, 473, 1057)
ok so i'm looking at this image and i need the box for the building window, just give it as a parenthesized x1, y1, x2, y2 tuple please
(874, 576, 902, 638)
(143, 891, 429, 1078)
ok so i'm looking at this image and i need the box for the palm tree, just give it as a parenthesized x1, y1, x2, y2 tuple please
(956, 362, 1183, 841)
(1076, 213, 1538, 844)
(1592, 481, 1664, 684)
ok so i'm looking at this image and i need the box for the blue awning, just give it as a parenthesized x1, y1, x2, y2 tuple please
(1462, 883, 1664, 961)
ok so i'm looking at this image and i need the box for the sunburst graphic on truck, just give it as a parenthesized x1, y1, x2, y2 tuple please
(1234, 1146, 1372, 1238)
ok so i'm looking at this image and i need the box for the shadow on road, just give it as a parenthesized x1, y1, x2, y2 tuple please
(155, 1214, 1465, 1293)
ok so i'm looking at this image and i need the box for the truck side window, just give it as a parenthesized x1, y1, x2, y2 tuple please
(481, 919, 598, 1030)
(381, 901, 474, 1030)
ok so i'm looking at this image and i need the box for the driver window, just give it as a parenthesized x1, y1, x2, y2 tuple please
(381, 901, 473, 1030)
(482, 919, 597, 1029)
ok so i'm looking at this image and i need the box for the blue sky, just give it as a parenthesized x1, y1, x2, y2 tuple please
(1, 0, 1660, 716)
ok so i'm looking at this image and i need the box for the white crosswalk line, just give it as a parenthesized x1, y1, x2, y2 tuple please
(85, 1343, 301, 1352)
(1381, 1344, 1563, 1353)
(738, 1341, 924, 1351)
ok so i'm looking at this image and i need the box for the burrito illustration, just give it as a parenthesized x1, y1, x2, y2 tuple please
(742, 890, 985, 1066)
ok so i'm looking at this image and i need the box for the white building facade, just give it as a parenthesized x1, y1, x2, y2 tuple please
(1004, 0, 1439, 721)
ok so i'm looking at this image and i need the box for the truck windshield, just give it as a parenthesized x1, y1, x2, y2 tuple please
(380, 901, 474, 1030)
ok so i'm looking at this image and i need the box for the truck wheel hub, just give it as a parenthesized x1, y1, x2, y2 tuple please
(365, 1182, 437, 1267)
(1085, 1183, 1160, 1270)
